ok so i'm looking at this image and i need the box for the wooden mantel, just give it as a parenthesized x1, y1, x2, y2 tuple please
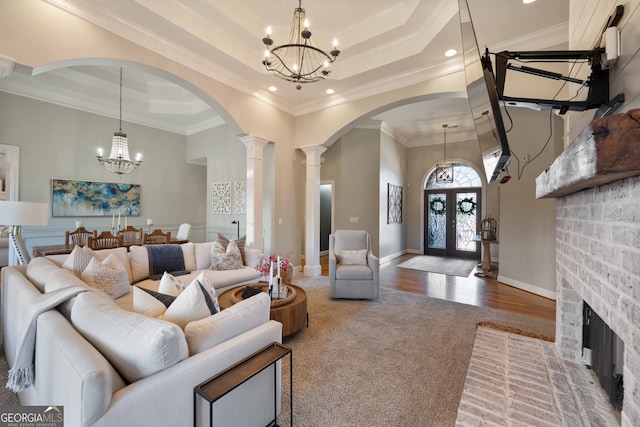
(536, 109, 640, 198)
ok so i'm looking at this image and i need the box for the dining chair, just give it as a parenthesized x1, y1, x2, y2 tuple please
(143, 229, 171, 245)
(175, 223, 191, 241)
(118, 225, 143, 246)
(88, 231, 123, 249)
(65, 227, 96, 249)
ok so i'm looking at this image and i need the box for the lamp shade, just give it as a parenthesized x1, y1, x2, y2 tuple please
(0, 201, 49, 226)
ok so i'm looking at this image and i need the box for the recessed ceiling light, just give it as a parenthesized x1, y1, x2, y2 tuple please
(444, 49, 457, 57)
(522, 0, 535, 4)
(326, 88, 335, 94)
(268, 86, 277, 92)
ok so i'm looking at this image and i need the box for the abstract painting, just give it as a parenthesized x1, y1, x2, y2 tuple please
(52, 179, 141, 217)
(211, 182, 231, 214)
(387, 183, 403, 224)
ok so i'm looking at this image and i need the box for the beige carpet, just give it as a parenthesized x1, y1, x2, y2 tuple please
(396, 255, 477, 277)
(0, 277, 555, 426)
(277, 276, 554, 426)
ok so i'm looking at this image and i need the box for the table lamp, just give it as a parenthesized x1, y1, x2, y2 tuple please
(0, 201, 49, 265)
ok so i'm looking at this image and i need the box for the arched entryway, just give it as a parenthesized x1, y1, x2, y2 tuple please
(424, 163, 481, 259)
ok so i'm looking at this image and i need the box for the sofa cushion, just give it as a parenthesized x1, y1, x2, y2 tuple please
(337, 249, 367, 265)
(81, 254, 131, 299)
(194, 242, 214, 270)
(181, 242, 196, 271)
(71, 292, 188, 384)
(210, 241, 244, 271)
(184, 292, 270, 355)
(129, 245, 149, 283)
(26, 257, 61, 292)
(168, 267, 262, 292)
(335, 264, 373, 280)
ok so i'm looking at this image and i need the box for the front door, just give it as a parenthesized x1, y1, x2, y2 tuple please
(424, 188, 480, 259)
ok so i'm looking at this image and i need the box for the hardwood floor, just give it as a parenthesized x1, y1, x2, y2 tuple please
(316, 254, 556, 321)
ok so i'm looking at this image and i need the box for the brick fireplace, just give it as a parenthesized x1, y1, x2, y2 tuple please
(538, 110, 640, 426)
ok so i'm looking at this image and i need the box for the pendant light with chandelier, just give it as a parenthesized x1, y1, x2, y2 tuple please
(435, 124, 456, 184)
(97, 67, 142, 176)
(261, 0, 340, 90)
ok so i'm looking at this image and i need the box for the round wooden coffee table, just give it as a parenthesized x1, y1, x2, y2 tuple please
(218, 283, 307, 337)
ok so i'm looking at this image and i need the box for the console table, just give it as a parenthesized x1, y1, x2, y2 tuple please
(193, 342, 292, 427)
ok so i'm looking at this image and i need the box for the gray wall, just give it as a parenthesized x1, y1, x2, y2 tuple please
(379, 130, 407, 260)
(497, 107, 563, 298)
(322, 128, 380, 254)
(0, 92, 207, 252)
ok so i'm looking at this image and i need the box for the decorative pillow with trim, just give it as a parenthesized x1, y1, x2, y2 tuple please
(337, 249, 368, 265)
(159, 280, 218, 329)
(158, 271, 189, 296)
(133, 272, 219, 327)
(132, 286, 176, 318)
(216, 233, 247, 265)
(81, 253, 131, 299)
(210, 240, 244, 271)
(62, 245, 96, 277)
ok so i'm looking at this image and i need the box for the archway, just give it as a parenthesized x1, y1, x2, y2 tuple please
(424, 163, 481, 259)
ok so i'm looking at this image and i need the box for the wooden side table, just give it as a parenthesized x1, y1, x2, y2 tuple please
(193, 342, 292, 427)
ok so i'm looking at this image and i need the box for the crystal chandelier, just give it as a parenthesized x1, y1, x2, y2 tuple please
(261, 0, 340, 90)
(435, 124, 454, 184)
(97, 68, 142, 176)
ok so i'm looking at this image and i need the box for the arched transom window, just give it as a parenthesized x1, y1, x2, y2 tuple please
(425, 163, 481, 189)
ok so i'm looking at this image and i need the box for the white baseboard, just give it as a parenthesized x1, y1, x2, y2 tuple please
(380, 250, 407, 265)
(406, 249, 421, 254)
(497, 274, 557, 300)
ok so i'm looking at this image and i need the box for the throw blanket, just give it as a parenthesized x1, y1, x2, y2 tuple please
(146, 244, 186, 280)
(7, 286, 92, 393)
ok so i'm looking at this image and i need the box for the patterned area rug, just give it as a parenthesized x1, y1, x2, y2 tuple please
(396, 255, 477, 277)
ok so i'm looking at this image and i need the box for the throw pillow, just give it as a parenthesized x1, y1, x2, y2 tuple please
(132, 286, 176, 318)
(210, 240, 244, 271)
(191, 271, 221, 313)
(337, 249, 368, 265)
(160, 280, 218, 329)
(81, 254, 131, 299)
(62, 245, 95, 277)
(158, 271, 188, 296)
(216, 233, 247, 265)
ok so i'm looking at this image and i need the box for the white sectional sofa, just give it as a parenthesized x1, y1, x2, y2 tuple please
(1, 242, 282, 427)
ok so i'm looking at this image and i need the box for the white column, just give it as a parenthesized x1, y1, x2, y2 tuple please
(240, 135, 269, 250)
(301, 145, 327, 276)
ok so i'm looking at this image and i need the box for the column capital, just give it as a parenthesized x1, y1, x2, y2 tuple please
(300, 145, 327, 167)
(240, 135, 269, 160)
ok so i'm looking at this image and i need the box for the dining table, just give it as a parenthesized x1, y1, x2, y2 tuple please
(32, 238, 189, 258)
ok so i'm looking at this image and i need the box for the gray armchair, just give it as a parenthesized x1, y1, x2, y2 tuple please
(329, 230, 379, 299)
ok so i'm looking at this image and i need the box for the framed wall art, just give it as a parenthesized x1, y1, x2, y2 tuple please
(211, 182, 231, 214)
(387, 183, 402, 224)
(51, 179, 140, 217)
(234, 181, 247, 214)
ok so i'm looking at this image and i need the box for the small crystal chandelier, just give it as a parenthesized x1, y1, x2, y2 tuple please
(436, 124, 454, 183)
(97, 67, 142, 176)
(261, 0, 340, 90)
